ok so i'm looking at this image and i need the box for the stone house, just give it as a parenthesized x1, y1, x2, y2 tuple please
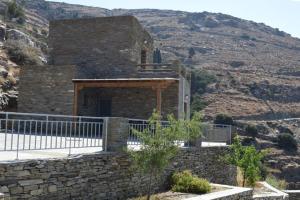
(18, 16, 191, 119)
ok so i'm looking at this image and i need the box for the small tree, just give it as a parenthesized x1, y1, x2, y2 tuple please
(128, 111, 203, 200)
(245, 125, 258, 138)
(225, 137, 265, 187)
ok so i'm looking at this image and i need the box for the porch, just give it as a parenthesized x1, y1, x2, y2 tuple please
(72, 78, 179, 119)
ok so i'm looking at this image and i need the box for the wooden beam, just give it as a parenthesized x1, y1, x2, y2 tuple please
(73, 80, 177, 89)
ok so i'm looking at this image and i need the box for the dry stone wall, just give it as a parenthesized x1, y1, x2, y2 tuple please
(0, 147, 236, 200)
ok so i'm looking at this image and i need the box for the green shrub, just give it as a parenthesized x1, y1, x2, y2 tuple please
(6, 0, 26, 24)
(4, 40, 42, 66)
(245, 125, 258, 138)
(191, 70, 216, 95)
(191, 95, 208, 114)
(171, 170, 211, 194)
(214, 114, 234, 125)
(277, 133, 298, 152)
(266, 175, 287, 190)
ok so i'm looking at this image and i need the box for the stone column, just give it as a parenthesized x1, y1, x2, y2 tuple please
(104, 117, 129, 152)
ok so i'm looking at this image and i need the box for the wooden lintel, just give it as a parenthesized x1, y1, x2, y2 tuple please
(74, 80, 177, 89)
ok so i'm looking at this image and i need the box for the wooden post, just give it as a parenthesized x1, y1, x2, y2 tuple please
(73, 83, 79, 116)
(156, 87, 162, 114)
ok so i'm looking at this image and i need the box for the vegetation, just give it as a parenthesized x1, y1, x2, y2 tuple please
(191, 70, 216, 95)
(4, 40, 42, 66)
(6, 0, 26, 24)
(277, 133, 298, 152)
(190, 70, 216, 114)
(190, 94, 208, 114)
(225, 137, 266, 187)
(171, 171, 211, 194)
(128, 111, 203, 200)
(153, 48, 162, 63)
(245, 125, 258, 138)
(266, 175, 287, 190)
(214, 114, 234, 126)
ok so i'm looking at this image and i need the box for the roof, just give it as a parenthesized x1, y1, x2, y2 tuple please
(72, 78, 179, 82)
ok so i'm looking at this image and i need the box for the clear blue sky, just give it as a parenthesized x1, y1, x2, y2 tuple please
(48, 0, 300, 38)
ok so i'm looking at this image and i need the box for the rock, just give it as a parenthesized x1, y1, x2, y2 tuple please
(204, 17, 220, 28)
(6, 29, 35, 47)
(18, 179, 43, 186)
(0, 24, 6, 41)
(30, 189, 43, 196)
(0, 186, 8, 193)
(48, 185, 57, 193)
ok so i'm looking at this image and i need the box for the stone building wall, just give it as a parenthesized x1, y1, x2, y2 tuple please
(78, 83, 179, 119)
(18, 65, 75, 115)
(49, 16, 153, 79)
(0, 147, 236, 200)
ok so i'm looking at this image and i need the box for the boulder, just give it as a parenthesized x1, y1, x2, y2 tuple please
(6, 29, 35, 47)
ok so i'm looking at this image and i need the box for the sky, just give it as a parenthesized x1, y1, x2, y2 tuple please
(48, 0, 300, 38)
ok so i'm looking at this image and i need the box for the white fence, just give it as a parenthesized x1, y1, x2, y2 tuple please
(0, 112, 106, 159)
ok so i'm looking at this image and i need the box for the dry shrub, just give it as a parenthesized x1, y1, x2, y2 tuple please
(7, 75, 17, 85)
(4, 40, 43, 66)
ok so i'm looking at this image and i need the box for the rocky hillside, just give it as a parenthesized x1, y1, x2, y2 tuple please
(14, 0, 300, 121)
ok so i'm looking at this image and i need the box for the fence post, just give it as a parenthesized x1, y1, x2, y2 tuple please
(103, 118, 108, 152)
(105, 117, 129, 152)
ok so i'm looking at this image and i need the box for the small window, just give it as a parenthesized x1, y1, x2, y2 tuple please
(141, 50, 147, 64)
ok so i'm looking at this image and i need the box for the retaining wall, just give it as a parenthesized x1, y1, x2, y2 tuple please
(0, 147, 236, 200)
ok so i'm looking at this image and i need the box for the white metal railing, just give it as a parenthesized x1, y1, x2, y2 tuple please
(0, 112, 106, 159)
(128, 119, 232, 146)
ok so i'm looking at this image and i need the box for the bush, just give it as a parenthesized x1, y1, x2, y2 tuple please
(277, 133, 298, 152)
(171, 171, 211, 194)
(266, 175, 287, 190)
(191, 95, 208, 114)
(214, 114, 234, 125)
(4, 40, 42, 66)
(191, 70, 216, 95)
(245, 125, 258, 138)
(6, 0, 26, 24)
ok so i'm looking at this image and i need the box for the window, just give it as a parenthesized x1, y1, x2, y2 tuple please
(141, 50, 147, 64)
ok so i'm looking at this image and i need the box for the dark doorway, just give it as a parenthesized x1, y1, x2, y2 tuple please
(97, 99, 112, 117)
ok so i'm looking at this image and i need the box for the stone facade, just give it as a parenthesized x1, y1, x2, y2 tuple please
(49, 16, 153, 79)
(18, 16, 191, 119)
(18, 65, 75, 115)
(0, 147, 236, 200)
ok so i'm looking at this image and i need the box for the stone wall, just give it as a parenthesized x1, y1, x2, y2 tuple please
(18, 65, 75, 115)
(49, 16, 153, 79)
(0, 147, 236, 200)
(78, 83, 179, 119)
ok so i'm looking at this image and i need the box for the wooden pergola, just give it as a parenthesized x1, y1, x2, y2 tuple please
(72, 78, 178, 116)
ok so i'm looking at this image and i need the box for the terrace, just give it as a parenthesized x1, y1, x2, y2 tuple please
(0, 112, 231, 161)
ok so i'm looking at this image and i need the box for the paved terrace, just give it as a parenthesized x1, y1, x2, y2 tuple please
(0, 132, 226, 162)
